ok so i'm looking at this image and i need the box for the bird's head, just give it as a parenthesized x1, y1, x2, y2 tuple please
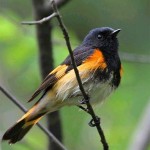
(82, 27, 121, 53)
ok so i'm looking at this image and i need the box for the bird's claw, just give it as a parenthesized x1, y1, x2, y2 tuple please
(88, 116, 100, 127)
(79, 98, 89, 104)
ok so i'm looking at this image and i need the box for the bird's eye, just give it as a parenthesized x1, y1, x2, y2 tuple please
(97, 34, 102, 39)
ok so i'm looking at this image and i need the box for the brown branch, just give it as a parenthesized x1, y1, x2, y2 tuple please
(0, 85, 68, 150)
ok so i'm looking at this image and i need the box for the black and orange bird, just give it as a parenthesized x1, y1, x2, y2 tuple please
(2, 27, 122, 144)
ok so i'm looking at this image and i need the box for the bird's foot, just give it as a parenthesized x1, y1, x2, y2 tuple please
(79, 98, 89, 104)
(88, 116, 100, 127)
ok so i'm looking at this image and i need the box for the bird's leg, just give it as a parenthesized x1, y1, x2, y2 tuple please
(78, 98, 100, 127)
(78, 98, 89, 104)
(78, 97, 91, 114)
(78, 105, 100, 127)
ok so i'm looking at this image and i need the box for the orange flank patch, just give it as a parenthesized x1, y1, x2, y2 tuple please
(80, 49, 107, 71)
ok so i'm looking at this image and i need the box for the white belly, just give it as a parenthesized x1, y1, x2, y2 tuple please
(60, 79, 115, 106)
(89, 81, 115, 104)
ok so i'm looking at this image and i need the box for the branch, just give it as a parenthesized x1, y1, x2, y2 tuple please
(21, 0, 109, 149)
(0, 85, 68, 150)
(51, 0, 108, 149)
(51, 0, 88, 99)
(77, 105, 90, 114)
(21, 13, 57, 25)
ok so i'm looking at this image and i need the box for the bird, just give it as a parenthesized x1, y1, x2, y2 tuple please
(2, 27, 122, 144)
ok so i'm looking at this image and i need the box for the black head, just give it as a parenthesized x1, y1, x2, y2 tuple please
(82, 27, 121, 53)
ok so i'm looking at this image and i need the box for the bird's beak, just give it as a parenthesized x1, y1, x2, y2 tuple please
(110, 29, 121, 37)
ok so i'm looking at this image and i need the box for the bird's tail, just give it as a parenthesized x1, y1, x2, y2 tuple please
(2, 105, 46, 144)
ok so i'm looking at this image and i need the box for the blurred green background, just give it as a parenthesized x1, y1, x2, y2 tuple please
(0, 0, 150, 150)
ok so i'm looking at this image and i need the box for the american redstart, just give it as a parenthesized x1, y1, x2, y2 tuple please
(2, 27, 122, 144)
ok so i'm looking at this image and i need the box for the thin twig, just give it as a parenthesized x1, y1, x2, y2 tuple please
(77, 105, 90, 114)
(0, 85, 68, 150)
(21, 13, 57, 25)
(51, 0, 109, 149)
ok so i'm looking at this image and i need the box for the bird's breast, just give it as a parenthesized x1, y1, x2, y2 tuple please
(54, 69, 117, 105)
(89, 72, 116, 104)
